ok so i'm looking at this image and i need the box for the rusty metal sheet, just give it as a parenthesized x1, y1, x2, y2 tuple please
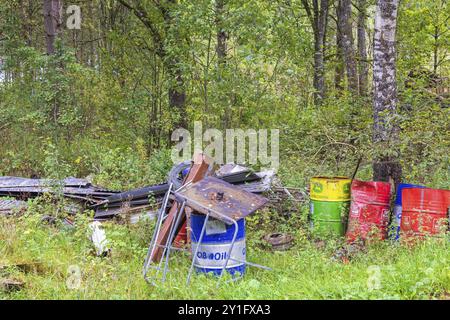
(176, 177, 268, 223)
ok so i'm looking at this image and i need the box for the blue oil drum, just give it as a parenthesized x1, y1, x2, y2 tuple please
(390, 183, 425, 240)
(191, 213, 246, 276)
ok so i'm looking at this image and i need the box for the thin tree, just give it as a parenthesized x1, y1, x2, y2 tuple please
(118, 0, 187, 128)
(301, 0, 330, 105)
(357, 0, 368, 96)
(372, 0, 402, 184)
(43, 0, 62, 55)
(215, 0, 231, 128)
(336, 0, 358, 94)
(334, 4, 344, 93)
(216, 0, 227, 67)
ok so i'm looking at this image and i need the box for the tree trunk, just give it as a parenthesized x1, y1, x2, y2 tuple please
(337, 0, 358, 94)
(43, 0, 63, 55)
(372, 0, 402, 184)
(313, 28, 326, 104)
(302, 0, 329, 105)
(118, 0, 187, 128)
(215, 0, 231, 129)
(357, 0, 368, 96)
(335, 7, 344, 92)
(163, 3, 187, 129)
(168, 61, 187, 128)
(216, 0, 227, 67)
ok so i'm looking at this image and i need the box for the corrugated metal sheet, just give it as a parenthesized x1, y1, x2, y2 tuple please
(0, 176, 91, 188)
(0, 176, 119, 202)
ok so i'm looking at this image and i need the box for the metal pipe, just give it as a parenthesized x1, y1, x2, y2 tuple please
(143, 183, 173, 280)
(162, 201, 186, 282)
(186, 211, 210, 285)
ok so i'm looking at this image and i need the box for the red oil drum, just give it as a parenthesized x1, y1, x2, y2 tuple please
(346, 180, 391, 242)
(400, 188, 450, 239)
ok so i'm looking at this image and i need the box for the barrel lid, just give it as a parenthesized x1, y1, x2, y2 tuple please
(395, 183, 425, 205)
(310, 176, 351, 201)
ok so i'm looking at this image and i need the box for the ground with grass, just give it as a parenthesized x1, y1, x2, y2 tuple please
(1, 198, 448, 300)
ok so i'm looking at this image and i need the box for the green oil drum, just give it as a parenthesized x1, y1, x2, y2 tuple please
(309, 177, 351, 237)
(310, 200, 349, 236)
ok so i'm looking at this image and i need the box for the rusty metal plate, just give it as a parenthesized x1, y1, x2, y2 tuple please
(176, 177, 268, 223)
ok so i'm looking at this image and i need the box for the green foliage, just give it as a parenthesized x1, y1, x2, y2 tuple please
(0, 0, 448, 300)
(1, 212, 448, 300)
(0, 0, 448, 188)
(92, 146, 172, 190)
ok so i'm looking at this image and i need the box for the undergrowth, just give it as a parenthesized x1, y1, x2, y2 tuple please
(0, 199, 448, 300)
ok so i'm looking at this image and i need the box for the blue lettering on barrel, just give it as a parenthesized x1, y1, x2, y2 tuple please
(191, 213, 246, 276)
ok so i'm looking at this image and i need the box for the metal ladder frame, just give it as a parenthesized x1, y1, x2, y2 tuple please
(143, 186, 271, 287)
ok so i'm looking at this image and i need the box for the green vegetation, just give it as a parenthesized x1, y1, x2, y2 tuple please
(0, 0, 448, 187)
(1, 202, 449, 299)
(0, 0, 449, 300)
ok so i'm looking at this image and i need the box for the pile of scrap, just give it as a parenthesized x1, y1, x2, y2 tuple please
(0, 160, 304, 222)
(143, 154, 272, 285)
(92, 162, 285, 221)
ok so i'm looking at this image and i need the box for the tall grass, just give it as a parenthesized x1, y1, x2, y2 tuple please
(1, 206, 448, 300)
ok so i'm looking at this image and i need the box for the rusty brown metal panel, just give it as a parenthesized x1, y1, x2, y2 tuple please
(176, 177, 269, 222)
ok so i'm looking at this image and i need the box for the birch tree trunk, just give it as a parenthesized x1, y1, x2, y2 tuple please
(372, 0, 402, 184)
(357, 0, 368, 96)
(43, 0, 62, 55)
(337, 0, 358, 94)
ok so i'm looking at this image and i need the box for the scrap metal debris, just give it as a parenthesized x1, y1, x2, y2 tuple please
(0, 199, 27, 216)
(0, 278, 24, 292)
(0, 176, 118, 204)
(264, 233, 294, 251)
(91, 164, 282, 220)
(0, 161, 304, 227)
(175, 176, 269, 222)
(92, 183, 168, 219)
